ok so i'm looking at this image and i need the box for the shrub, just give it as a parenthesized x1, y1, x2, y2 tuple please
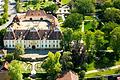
(24, 78, 32, 80)
(5, 53, 14, 62)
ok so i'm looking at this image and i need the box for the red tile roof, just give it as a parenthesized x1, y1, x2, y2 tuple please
(56, 71, 79, 80)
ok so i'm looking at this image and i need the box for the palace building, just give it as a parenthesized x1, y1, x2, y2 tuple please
(3, 10, 62, 49)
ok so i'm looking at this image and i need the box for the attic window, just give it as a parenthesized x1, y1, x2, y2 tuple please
(30, 18, 32, 20)
(40, 18, 43, 20)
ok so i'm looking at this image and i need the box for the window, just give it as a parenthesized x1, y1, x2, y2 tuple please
(45, 45, 47, 47)
(24, 45, 26, 48)
(29, 45, 30, 47)
(40, 18, 43, 20)
(53, 45, 55, 47)
(30, 18, 32, 20)
(59, 10, 61, 12)
(49, 45, 50, 47)
(37, 45, 39, 47)
(6, 45, 7, 47)
(56, 45, 58, 47)
(53, 41, 55, 43)
(13, 45, 14, 47)
(9, 45, 11, 47)
(42, 45, 43, 47)
(56, 41, 58, 43)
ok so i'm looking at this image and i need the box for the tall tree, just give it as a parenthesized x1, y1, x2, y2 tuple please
(101, 22, 119, 40)
(113, 0, 120, 9)
(3, 0, 8, 20)
(94, 30, 107, 52)
(104, 8, 120, 23)
(74, 0, 95, 15)
(14, 43, 25, 58)
(60, 51, 74, 71)
(0, 29, 6, 48)
(41, 52, 61, 79)
(63, 13, 83, 30)
(44, 4, 58, 13)
(110, 27, 120, 58)
(72, 30, 83, 41)
(62, 28, 73, 51)
(85, 31, 94, 52)
(8, 60, 23, 80)
(16, 1, 21, 12)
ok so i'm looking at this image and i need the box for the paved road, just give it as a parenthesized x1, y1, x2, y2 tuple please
(0, 1, 16, 30)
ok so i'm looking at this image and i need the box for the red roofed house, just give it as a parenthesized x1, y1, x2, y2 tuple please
(56, 71, 79, 80)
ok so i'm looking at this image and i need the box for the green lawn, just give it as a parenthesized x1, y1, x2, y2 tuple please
(61, 0, 70, 5)
(87, 60, 120, 71)
(85, 68, 120, 78)
(87, 62, 95, 71)
(86, 60, 120, 78)
(115, 60, 120, 65)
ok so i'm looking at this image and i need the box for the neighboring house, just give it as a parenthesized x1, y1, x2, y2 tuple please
(4, 10, 62, 49)
(56, 5, 70, 15)
(56, 5, 70, 21)
(56, 71, 79, 80)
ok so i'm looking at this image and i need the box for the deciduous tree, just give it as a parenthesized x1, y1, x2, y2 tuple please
(14, 43, 25, 59)
(63, 13, 83, 30)
(110, 27, 120, 57)
(62, 28, 73, 51)
(8, 60, 23, 80)
(94, 30, 107, 52)
(42, 52, 61, 79)
(104, 8, 120, 23)
(113, 0, 120, 9)
(60, 51, 74, 71)
(74, 0, 95, 15)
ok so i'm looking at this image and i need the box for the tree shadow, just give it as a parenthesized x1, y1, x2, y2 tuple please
(94, 52, 116, 69)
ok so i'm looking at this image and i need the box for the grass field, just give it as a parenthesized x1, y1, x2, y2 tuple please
(61, 0, 70, 5)
(85, 68, 120, 78)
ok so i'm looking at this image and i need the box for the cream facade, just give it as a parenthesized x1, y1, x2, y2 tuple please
(4, 40, 61, 49)
(3, 10, 62, 49)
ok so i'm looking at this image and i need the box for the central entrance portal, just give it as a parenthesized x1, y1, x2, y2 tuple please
(32, 45, 36, 49)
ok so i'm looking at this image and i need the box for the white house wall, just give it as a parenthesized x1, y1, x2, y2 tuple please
(4, 40, 61, 49)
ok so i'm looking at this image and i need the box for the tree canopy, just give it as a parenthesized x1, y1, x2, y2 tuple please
(113, 0, 120, 9)
(104, 8, 120, 23)
(74, 0, 95, 15)
(14, 44, 25, 55)
(110, 27, 120, 55)
(63, 13, 83, 30)
(41, 52, 62, 78)
(60, 51, 74, 71)
(8, 60, 23, 80)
